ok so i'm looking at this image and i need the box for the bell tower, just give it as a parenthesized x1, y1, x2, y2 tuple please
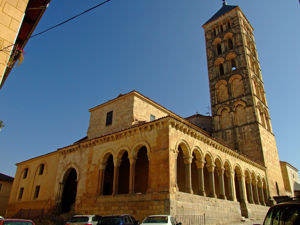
(202, 2, 284, 197)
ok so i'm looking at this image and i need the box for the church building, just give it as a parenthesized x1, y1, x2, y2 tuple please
(6, 3, 287, 224)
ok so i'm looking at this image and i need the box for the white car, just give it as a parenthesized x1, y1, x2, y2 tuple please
(65, 215, 101, 225)
(140, 215, 181, 225)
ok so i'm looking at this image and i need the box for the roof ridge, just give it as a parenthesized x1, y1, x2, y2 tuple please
(203, 4, 238, 26)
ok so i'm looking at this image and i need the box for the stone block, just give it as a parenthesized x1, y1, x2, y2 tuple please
(3, 3, 23, 22)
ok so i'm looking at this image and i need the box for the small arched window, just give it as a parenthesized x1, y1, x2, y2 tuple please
(213, 27, 217, 37)
(217, 44, 222, 55)
(23, 168, 28, 179)
(231, 59, 237, 71)
(220, 24, 223, 33)
(219, 64, 224, 76)
(227, 20, 231, 29)
(228, 38, 233, 50)
(39, 164, 45, 175)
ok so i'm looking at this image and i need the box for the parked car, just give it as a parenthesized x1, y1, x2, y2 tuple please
(65, 215, 101, 225)
(262, 197, 300, 225)
(0, 218, 35, 225)
(140, 215, 181, 225)
(99, 215, 138, 225)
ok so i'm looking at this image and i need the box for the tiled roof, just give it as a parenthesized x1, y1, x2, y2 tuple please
(0, 173, 14, 181)
(204, 4, 238, 25)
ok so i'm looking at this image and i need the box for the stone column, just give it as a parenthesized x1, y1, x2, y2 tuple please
(207, 163, 216, 198)
(259, 187, 266, 205)
(173, 149, 179, 192)
(226, 171, 235, 201)
(253, 182, 259, 204)
(184, 156, 193, 194)
(246, 178, 254, 204)
(195, 160, 205, 196)
(129, 157, 136, 194)
(112, 160, 120, 195)
(217, 168, 226, 199)
(98, 164, 106, 195)
(238, 174, 247, 203)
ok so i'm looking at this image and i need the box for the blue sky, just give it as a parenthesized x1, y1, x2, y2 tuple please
(0, 0, 299, 177)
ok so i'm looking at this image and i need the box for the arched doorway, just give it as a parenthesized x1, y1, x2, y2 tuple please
(61, 168, 77, 213)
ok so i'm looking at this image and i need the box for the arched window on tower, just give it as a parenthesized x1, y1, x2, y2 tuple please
(227, 20, 231, 29)
(217, 44, 222, 55)
(219, 64, 224, 76)
(228, 38, 233, 50)
(213, 27, 217, 37)
(220, 24, 223, 33)
(231, 59, 237, 71)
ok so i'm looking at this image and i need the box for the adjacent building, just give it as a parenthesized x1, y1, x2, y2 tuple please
(280, 161, 300, 197)
(0, 173, 14, 216)
(6, 3, 292, 225)
(0, 0, 50, 89)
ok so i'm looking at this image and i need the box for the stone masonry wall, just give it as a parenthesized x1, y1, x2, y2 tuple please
(78, 193, 170, 223)
(259, 126, 285, 197)
(0, 0, 28, 83)
(133, 95, 168, 122)
(171, 192, 242, 225)
(87, 95, 135, 139)
(6, 152, 60, 217)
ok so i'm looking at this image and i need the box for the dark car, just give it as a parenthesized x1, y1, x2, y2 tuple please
(99, 215, 138, 225)
(262, 197, 300, 225)
(0, 219, 35, 225)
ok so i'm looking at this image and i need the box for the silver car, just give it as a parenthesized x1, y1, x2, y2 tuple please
(65, 215, 101, 225)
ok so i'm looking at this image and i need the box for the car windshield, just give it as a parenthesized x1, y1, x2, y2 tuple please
(143, 216, 168, 223)
(69, 217, 89, 222)
(101, 217, 122, 225)
(263, 204, 300, 225)
(3, 222, 33, 225)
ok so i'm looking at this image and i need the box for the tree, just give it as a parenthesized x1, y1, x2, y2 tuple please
(0, 121, 4, 131)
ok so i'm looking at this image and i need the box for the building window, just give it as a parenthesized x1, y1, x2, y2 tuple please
(34, 185, 40, 199)
(228, 38, 233, 50)
(220, 24, 223, 33)
(18, 187, 24, 200)
(39, 164, 44, 175)
(219, 64, 224, 75)
(106, 111, 113, 126)
(150, 114, 156, 121)
(217, 44, 222, 55)
(0, 183, 2, 192)
(227, 20, 231, 29)
(213, 27, 217, 37)
(231, 59, 237, 71)
(23, 168, 28, 179)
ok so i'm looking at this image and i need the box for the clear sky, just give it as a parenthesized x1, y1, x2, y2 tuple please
(0, 0, 299, 177)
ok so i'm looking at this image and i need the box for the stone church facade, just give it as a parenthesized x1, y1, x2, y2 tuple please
(6, 3, 287, 225)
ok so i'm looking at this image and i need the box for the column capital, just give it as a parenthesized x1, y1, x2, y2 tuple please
(183, 156, 193, 164)
(195, 159, 205, 168)
(206, 163, 215, 172)
(129, 155, 137, 165)
(99, 163, 106, 170)
(216, 167, 225, 176)
(114, 159, 121, 167)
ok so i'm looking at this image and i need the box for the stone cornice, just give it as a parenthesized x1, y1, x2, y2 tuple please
(168, 117, 265, 171)
(57, 117, 169, 155)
